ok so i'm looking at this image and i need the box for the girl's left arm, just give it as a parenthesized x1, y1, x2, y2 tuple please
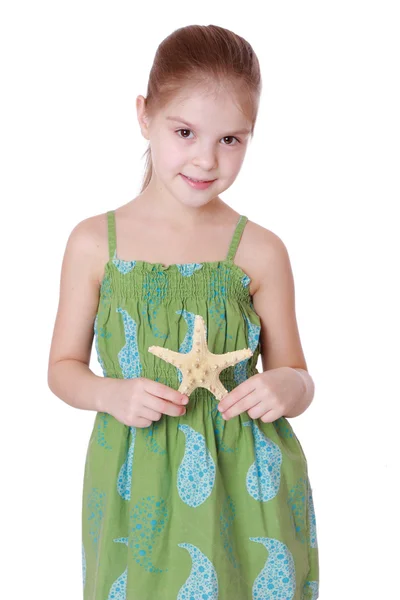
(217, 230, 315, 421)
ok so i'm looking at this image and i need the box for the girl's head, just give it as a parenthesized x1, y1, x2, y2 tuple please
(136, 24, 262, 208)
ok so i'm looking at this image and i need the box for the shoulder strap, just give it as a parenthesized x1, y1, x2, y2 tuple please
(226, 215, 248, 261)
(107, 210, 117, 260)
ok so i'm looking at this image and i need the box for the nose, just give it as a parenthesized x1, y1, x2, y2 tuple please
(192, 142, 218, 171)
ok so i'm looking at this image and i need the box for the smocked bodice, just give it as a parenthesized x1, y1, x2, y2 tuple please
(93, 211, 262, 397)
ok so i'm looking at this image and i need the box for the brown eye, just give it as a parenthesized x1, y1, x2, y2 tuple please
(222, 136, 239, 146)
(176, 129, 240, 145)
(176, 129, 193, 139)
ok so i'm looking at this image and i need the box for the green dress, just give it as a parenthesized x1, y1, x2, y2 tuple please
(82, 209, 320, 599)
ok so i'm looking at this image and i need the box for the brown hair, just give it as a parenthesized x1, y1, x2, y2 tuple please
(139, 24, 262, 193)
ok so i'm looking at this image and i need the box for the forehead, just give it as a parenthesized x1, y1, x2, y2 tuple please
(161, 83, 251, 132)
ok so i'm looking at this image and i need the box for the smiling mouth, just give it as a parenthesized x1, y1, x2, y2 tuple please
(182, 174, 216, 183)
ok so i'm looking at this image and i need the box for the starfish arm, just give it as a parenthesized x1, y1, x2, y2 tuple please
(193, 315, 208, 349)
(178, 378, 197, 396)
(148, 345, 183, 366)
(227, 348, 253, 365)
(210, 348, 252, 370)
(211, 379, 229, 401)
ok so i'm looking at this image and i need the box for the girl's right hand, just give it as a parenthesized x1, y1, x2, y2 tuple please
(102, 377, 189, 428)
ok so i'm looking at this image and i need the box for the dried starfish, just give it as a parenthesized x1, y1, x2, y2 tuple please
(148, 314, 253, 400)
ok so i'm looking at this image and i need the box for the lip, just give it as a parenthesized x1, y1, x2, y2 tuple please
(180, 173, 216, 190)
(182, 174, 216, 183)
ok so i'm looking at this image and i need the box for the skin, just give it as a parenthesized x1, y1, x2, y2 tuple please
(135, 81, 253, 226)
(48, 81, 314, 422)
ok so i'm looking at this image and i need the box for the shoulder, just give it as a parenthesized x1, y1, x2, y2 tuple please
(244, 220, 307, 372)
(47, 212, 110, 370)
(64, 211, 110, 286)
(240, 219, 290, 296)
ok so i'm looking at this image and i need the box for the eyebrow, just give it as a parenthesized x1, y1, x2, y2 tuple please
(166, 116, 251, 135)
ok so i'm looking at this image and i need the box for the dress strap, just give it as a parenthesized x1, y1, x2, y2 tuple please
(107, 210, 117, 260)
(226, 215, 248, 262)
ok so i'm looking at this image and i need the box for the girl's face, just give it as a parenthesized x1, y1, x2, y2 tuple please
(138, 84, 253, 208)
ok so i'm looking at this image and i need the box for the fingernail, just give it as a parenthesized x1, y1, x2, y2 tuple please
(182, 398, 189, 405)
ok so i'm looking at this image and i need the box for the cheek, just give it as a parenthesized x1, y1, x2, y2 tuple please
(224, 151, 246, 177)
(167, 151, 186, 171)
(149, 155, 172, 177)
(156, 137, 185, 172)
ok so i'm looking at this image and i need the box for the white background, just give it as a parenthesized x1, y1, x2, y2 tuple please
(1, 1, 399, 598)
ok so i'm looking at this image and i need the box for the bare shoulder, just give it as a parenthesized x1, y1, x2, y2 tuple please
(47, 211, 109, 370)
(242, 219, 307, 372)
(239, 219, 287, 296)
(66, 211, 110, 285)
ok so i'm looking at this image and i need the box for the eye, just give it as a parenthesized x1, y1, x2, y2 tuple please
(221, 136, 240, 146)
(175, 129, 240, 145)
(176, 129, 194, 139)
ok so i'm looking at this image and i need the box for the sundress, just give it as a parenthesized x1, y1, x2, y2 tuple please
(81, 209, 320, 599)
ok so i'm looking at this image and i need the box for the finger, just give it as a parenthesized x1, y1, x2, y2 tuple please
(140, 406, 163, 422)
(144, 395, 187, 417)
(133, 416, 153, 428)
(143, 379, 188, 405)
(218, 382, 256, 414)
(160, 400, 187, 417)
(260, 409, 278, 423)
(223, 394, 260, 420)
(247, 401, 269, 420)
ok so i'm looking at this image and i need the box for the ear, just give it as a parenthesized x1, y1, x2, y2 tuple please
(136, 95, 150, 140)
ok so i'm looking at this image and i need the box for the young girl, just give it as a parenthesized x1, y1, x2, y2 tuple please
(48, 24, 319, 600)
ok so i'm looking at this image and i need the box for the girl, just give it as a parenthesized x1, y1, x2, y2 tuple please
(48, 24, 319, 600)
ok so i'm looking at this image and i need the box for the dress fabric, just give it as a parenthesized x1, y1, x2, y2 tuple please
(82, 209, 320, 599)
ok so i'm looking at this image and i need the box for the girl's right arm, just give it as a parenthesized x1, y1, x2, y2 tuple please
(47, 215, 188, 427)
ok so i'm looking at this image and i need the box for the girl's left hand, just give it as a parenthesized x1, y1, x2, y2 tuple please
(217, 367, 301, 422)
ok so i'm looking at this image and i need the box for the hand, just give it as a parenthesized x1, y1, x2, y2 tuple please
(217, 367, 301, 423)
(102, 377, 189, 428)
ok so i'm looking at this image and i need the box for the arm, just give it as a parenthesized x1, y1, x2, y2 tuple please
(47, 214, 115, 412)
(252, 231, 315, 418)
(48, 359, 117, 413)
(217, 228, 316, 422)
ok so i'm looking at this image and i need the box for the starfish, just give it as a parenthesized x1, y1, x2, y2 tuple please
(148, 314, 253, 401)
